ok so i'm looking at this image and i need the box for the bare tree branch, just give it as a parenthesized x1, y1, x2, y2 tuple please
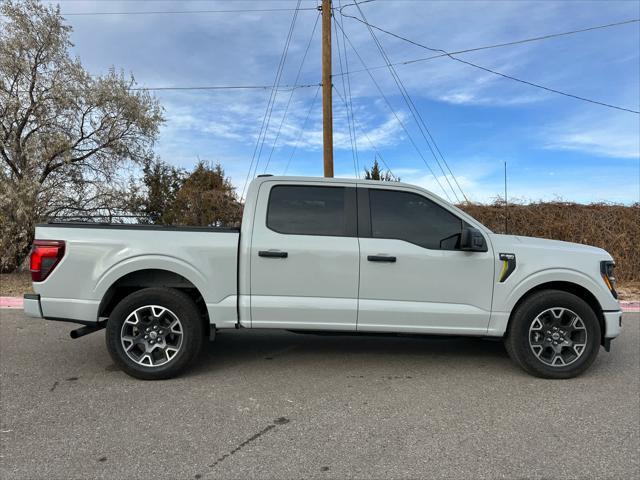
(1, 0, 163, 271)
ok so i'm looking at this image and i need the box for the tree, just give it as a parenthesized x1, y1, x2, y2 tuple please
(0, 0, 164, 271)
(128, 158, 185, 225)
(166, 162, 242, 227)
(364, 158, 399, 182)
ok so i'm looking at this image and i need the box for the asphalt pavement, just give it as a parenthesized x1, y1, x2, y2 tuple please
(1, 310, 638, 479)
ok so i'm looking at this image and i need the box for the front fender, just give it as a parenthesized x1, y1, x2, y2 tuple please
(504, 268, 617, 313)
(487, 267, 619, 336)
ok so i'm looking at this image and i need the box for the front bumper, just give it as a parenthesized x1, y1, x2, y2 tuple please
(603, 310, 623, 339)
(23, 293, 43, 318)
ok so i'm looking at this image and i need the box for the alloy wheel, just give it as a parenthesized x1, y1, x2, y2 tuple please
(528, 307, 588, 367)
(120, 305, 183, 367)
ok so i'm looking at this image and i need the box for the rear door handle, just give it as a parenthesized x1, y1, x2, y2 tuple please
(259, 250, 288, 258)
(367, 255, 396, 263)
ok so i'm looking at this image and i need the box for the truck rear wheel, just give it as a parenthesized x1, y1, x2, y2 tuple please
(106, 288, 204, 380)
(504, 290, 601, 379)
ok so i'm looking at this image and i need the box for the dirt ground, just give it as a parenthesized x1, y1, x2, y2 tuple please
(1, 272, 638, 300)
(0, 273, 33, 296)
(617, 281, 640, 301)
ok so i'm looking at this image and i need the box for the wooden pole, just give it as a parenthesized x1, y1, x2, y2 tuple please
(321, 0, 334, 177)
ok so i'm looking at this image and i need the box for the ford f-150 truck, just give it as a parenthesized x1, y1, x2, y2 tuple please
(24, 176, 622, 380)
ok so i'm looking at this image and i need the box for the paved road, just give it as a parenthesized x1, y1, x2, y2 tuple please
(1, 310, 638, 480)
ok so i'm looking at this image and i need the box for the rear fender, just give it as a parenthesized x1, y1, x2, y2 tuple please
(94, 254, 208, 302)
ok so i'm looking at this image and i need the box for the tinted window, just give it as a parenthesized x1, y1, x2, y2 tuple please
(267, 186, 354, 236)
(369, 189, 464, 250)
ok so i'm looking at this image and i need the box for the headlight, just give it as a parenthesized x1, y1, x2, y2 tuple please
(600, 261, 618, 299)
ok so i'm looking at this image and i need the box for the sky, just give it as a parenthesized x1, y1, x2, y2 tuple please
(47, 0, 640, 204)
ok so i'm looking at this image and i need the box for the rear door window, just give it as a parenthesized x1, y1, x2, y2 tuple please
(267, 185, 356, 237)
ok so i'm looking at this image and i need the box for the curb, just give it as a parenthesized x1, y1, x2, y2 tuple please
(0, 297, 23, 309)
(621, 302, 640, 312)
(1, 296, 639, 311)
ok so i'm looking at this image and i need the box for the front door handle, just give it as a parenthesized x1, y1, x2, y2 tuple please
(259, 250, 288, 258)
(367, 255, 396, 263)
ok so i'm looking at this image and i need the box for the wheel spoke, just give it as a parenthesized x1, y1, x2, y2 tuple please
(121, 335, 138, 352)
(165, 347, 179, 361)
(550, 308, 565, 321)
(140, 353, 153, 366)
(571, 317, 586, 330)
(170, 319, 182, 334)
(124, 311, 140, 325)
(573, 343, 586, 356)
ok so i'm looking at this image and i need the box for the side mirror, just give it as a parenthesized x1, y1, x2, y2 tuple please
(460, 227, 488, 252)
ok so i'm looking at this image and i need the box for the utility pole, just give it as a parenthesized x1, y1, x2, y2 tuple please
(321, 0, 334, 177)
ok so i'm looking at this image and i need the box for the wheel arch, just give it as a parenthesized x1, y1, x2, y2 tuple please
(98, 269, 211, 336)
(506, 281, 605, 344)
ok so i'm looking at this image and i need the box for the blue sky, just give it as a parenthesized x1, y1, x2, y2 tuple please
(52, 0, 639, 204)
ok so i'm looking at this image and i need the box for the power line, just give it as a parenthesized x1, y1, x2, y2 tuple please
(336, 0, 377, 9)
(338, 4, 639, 60)
(404, 18, 640, 60)
(263, 12, 320, 173)
(241, 1, 303, 201)
(351, 0, 462, 201)
(338, 0, 361, 178)
(333, 10, 359, 178)
(128, 84, 319, 92)
(13, 83, 320, 95)
(43, 1, 373, 18)
(51, 0, 315, 2)
(55, 7, 318, 17)
(443, 58, 640, 114)
(283, 85, 322, 175)
(251, 1, 303, 180)
(333, 85, 396, 180)
(341, 10, 640, 115)
(350, 0, 466, 202)
(334, 19, 452, 200)
(336, 18, 640, 77)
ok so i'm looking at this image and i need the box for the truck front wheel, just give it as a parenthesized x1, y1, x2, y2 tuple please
(504, 290, 601, 379)
(105, 288, 204, 380)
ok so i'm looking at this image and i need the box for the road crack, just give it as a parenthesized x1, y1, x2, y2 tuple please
(207, 417, 290, 469)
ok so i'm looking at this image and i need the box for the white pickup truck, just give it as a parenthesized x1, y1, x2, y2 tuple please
(24, 176, 622, 380)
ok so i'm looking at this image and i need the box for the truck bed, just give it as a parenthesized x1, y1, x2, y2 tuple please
(31, 223, 240, 327)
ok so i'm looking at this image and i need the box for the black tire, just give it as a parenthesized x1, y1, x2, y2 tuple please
(106, 288, 204, 380)
(504, 289, 601, 379)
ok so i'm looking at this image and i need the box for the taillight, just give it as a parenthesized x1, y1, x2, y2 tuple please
(30, 240, 65, 282)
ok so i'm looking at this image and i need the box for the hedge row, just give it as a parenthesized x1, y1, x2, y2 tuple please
(459, 202, 639, 282)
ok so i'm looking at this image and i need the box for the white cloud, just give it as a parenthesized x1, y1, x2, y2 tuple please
(439, 92, 476, 105)
(542, 113, 640, 159)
